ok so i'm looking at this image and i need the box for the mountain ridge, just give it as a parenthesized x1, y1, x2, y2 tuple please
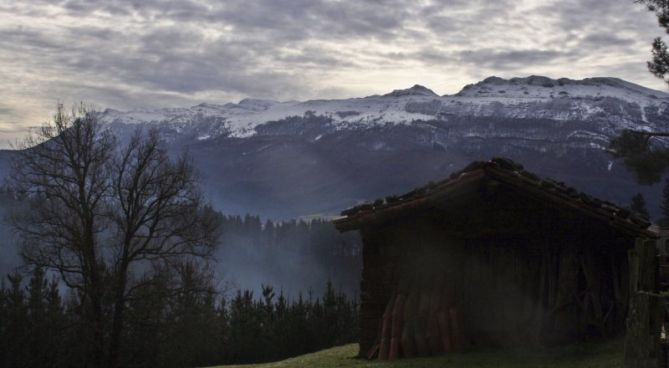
(97, 75, 669, 143)
(2, 75, 669, 220)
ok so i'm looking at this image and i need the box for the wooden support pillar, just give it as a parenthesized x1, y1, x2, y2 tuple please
(625, 238, 663, 368)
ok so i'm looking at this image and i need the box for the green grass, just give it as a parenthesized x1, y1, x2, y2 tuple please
(210, 340, 623, 368)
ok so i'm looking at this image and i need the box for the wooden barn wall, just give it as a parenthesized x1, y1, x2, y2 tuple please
(358, 214, 466, 356)
(460, 230, 630, 346)
(357, 206, 635, 356)
(358, 226, 394, 356)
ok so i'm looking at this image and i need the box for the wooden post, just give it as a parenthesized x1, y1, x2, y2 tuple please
(379, 294, 396, 361)
(624, 238, 663, 368)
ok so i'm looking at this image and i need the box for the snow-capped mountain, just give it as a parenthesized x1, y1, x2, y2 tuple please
(4, 76, 669, 219)
(99, 75, 669, 140)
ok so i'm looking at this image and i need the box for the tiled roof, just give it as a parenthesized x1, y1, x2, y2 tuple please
(334, 158, 654, 237)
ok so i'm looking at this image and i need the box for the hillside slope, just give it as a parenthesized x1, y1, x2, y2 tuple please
(1, 75, 668, 220)
(212, 341, 623, 368)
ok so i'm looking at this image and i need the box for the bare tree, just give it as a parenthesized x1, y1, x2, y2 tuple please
(105, 129, 220, 368)
(9, 104, 220, 368)
(10, 104, 114, 366)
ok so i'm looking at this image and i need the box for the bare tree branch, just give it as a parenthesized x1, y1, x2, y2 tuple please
(9, 105, 220, 368)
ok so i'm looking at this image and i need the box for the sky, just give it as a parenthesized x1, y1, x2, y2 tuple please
(0, 0, 668, 147)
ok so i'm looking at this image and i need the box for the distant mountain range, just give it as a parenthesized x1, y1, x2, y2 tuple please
(2, 75, 669, 219)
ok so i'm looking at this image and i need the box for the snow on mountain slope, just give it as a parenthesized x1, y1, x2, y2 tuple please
(456, 76, 667, 101)
(86, 75, 669, 220)
(383, 84, 439, 97)
(98, 76, 669, 140)
(3, 76, 669, 220)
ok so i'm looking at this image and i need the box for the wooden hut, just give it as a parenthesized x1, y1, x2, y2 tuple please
(334, 158, 656, 360)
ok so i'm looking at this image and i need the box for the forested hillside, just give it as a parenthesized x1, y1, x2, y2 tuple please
(0, 267, 358, 367)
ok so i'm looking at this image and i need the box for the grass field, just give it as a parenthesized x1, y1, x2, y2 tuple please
(212, 340, 623, 368)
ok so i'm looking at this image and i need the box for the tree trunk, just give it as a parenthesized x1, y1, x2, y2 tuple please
(107, 293, 126, 368)
(85, 227, 106, 368)
(107, 256, 130, 368)
(90, 293, 105, 368)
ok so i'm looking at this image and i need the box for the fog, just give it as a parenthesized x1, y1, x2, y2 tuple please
(212, 216, 361, 298)
(0, 195, 362, 299)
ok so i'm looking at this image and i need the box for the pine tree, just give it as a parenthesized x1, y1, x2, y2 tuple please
(631, 193, 650, 218)
(638, 0, 669, 86)
(4, 272, 29, 367)
(607, 1, 669, 182)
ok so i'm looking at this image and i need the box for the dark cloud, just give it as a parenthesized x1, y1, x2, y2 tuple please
(54, 0, 413, 41)
(458, 49, 567, 70)
(580, 34, 637, 49)
(413, 48, 457, 64)
(0, 106, 14, 116)
(228, 0, 409, 41)
(0, 20, 309, 99)
(536, 0, 661, 43)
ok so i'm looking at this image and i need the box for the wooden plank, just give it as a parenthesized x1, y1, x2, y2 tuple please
(414, 292, 431, 356)
(624, 238, 662, 368)
(378, 294, 396, 361)
(401, 290, 418, 358)
(389, 293, 406, 360)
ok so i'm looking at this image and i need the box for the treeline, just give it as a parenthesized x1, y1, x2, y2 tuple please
(219, 214, 360, 258)
(216, 215, 362, 297)
(0, 267, 358, 368)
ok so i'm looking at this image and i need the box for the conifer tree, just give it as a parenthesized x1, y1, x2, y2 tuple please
(631, 192, 651, 218)
(608, 1, 669, 182)
(637, 0, 669, 86)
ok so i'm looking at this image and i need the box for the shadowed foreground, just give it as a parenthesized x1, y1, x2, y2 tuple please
(211, 340, 623, 368)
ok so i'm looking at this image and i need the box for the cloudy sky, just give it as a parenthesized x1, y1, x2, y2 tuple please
(0, 0, 667, 146)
